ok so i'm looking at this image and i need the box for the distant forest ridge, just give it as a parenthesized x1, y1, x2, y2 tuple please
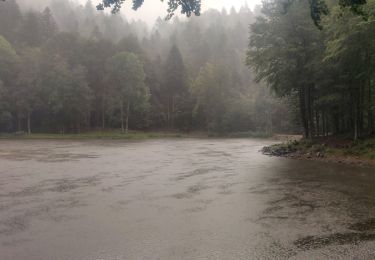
(0, 0, 296, 134)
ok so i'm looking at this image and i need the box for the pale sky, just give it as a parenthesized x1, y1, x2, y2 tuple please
(91, 0, 262, 26)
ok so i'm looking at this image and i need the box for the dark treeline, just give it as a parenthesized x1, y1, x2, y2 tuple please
(247, 0, 375, 140)
(0, 0, 297, 135)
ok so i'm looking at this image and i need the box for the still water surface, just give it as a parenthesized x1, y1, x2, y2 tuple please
(0, 139, 374, 259)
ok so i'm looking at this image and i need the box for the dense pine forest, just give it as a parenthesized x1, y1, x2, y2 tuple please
(247, 0, 375, 140)
(0, 0, 296, 135)
(0, 0, 374, 140)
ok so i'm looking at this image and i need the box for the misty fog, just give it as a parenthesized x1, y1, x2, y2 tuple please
(0, 0, 374, 259)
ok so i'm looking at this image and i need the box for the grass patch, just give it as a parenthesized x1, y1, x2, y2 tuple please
(263, 137, 375, 161)
(342, 138, 375, 159)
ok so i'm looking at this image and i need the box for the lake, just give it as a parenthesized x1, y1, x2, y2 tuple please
(0, 139, 374, 259)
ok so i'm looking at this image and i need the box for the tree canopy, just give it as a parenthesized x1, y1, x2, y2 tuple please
(96, 0, 201, 19)
(1, 0, 369, 28)
(105, 51, 149, 133)
(94, 0, 368, 27)
(0, 0, 296, 135)
(247, 0, 375, 139)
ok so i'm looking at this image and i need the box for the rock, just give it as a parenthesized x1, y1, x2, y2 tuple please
(262, 143, 298, 157)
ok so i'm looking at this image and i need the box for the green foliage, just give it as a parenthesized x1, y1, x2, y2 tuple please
(191, 63, 231, 132)
(0, 35, 19, 83)
(0, 0, 296, 135)
(221, 99, 255, 133)
(94, 0, 367, 28)
(40, 7, 58, 41)
(162, 45, 190, 129)
(96, 0, 201, 19)
(105, 51, 149, 132)
(342, 138, 375, 158)
(163, 45, 187, 97)
(11, 47, 42, 133)
(247, 0, 321, 138)
(39, 56, 92, 132)
(18, 12, 43, 47)
(0, 79, 12, 131)
(247, 0, 375, 140)
(105, 52, 148, 103)
(0, 0, 22, 42)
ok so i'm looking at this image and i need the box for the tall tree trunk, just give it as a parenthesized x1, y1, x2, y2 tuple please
(369, 82, 374, 134)
(354, 106, 359, 141)
(125, 101, 130, 134)
(353, 90, 359, 141)
(350, 79, 359, 141)
(333, 112, 340, 135)
(315, 111, 320, 137)
(102, 111, 105, 130)
(306, 85, 315, 138)
(17, 112, 21, 132)
(359, 83, 365, 134)
(368, 86, 375, 134)
(171, 95, 175, 129)
(27, 110, 31, 135)
(120, 102, 124, 134)
(268, 110, 273, 135)
(299, 85, 309, 138)
(101, 98, 105, 130)
(167, 96, 171, 129)
(322, 111, 326, 137)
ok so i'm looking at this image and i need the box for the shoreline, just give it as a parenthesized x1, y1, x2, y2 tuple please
(262, 138, 375, 167)
(0, 130, 273, 140)
(5, 132, 373, 167)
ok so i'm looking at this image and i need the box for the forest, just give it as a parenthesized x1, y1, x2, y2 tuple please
(0, 0, 296, 135)
(247, 0, 375, 140)
(1, 1, 375, 259)
(0, 0, 374, 140)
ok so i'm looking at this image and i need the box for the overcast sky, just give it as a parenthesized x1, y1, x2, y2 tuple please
(90, 0, 261, 26)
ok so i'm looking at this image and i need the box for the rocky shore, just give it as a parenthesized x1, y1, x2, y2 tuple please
(262, 139, 375, 167)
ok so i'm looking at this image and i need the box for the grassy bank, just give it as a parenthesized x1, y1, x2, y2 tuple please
(0, 130, 273, 140)
(263, 137, 375, 166)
